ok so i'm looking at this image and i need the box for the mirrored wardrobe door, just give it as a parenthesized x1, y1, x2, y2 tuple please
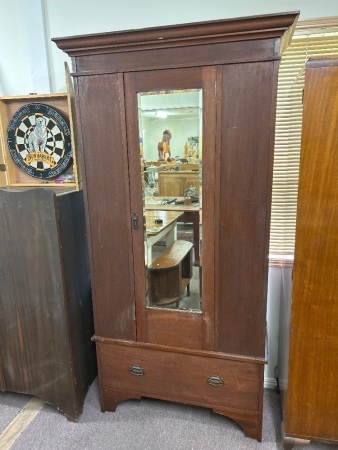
(124, 66, 218, 350)
(138, 88, 202, 312)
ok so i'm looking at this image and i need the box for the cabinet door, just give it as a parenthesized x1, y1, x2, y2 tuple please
(184, 173, 200, 194)
(158, 173, 185, 196)
(124, 66, 218, 351)
(74, 74, 136, 340)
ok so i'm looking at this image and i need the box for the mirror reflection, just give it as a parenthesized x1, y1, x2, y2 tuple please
(138, 89, 202, 313)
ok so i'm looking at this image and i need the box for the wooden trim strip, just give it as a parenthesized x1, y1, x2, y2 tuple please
(92, 337, 268, 365)
(0, 397, 43, 449)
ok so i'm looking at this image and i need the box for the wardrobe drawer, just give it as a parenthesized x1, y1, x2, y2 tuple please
(97, 341, 261, 412)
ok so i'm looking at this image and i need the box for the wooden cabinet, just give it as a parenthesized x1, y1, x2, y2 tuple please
(278, 58, 338, 448)
(53, 12, 298, 441)
(0, 188, 97, 420)
(0, 65, 95, 419)
(158, 170, 199, 197)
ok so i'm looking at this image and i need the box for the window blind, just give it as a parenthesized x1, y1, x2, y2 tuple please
(270, 21, 338, 262)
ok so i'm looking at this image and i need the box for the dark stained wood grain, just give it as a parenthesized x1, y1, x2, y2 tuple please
(0, 188, 96, 420)
(70, 39, 278, 76)
(52, 12, 297, 57)
(57, 190, 97, 410)
(75, 74, 136, 340)
(200, 65, 220, 350)
(54, 12, 298, 440)
(96, 339, 263, 440)
(145, 308, 203, 349)
(217, 60, 278, 358)
(123, 66, 217, 346)
(0, 360, 5, 391)
(283, 58, 338, 444)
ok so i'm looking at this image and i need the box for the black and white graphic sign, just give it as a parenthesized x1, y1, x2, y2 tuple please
(7, 103, 72, 179)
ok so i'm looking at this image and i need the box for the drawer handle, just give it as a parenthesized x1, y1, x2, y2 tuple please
(207, 376, 224, 387)
(129, 365, 145, 376)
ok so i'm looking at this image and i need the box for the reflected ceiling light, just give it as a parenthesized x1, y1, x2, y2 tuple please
(155, 111, 168, 119)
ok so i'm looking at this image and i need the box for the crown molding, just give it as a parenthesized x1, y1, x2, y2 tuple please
(52, 12, 299, 57)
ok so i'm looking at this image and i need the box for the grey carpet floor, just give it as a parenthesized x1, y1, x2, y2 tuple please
(1, 379, 336, 450)
(0, 392, 31, 434)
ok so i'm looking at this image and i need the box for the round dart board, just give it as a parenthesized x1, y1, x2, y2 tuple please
(7, 103, 72, 179)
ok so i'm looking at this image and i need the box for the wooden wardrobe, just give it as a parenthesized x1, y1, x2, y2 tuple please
(278, 58, 338, 448)
(53, 12, 298, 440)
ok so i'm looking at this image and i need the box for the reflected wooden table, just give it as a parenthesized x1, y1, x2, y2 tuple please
(145, 197, 200, 265)
(145, 210, 184, 264)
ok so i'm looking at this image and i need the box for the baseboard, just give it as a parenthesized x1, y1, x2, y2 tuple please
(264, 377, 277, 389)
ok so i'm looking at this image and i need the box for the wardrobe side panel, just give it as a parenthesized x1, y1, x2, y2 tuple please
(0, 189, 76, 415)
(57, 190, 97, 413)
(286, 62, 338, 441)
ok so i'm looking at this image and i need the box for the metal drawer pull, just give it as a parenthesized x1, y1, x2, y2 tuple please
(207, 376, 224, 387)
(129, 365, 145, 376)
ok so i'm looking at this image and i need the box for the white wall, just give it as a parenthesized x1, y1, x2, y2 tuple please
(0, 1, 50, 95)
(0, 0, 335, 386)
(1, 0, 338, 95)
(0, 2, 31, 95)
(277, 266, 293, 391)
(142, 117, 200, 162)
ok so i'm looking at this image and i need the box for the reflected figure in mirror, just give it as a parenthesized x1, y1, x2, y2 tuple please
(158, 130, 172, 161)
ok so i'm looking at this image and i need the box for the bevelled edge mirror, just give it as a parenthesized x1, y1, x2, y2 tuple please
(138, 89, 202, 313)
